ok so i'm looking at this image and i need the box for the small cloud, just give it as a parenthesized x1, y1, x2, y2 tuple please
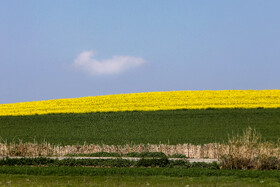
(72, 50, 146, 75)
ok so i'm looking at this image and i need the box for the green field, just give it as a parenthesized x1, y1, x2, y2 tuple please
(0, 159, 279, 186)
(1, 109, 280, 185)
(0, 166, 280, 186)
(1, 166, 280, 178)
(0, 174, 279, 186)
(0, 108, 279, 145)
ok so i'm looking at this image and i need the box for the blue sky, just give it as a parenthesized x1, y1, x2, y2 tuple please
(1, 0, 280, 103)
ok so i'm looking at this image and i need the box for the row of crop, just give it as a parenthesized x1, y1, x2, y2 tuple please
(1, 90, 280, 116)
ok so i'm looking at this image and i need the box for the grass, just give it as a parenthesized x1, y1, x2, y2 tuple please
(1, 174, 280, 187)
(0, 108, 280, 145)
(1, 174, 279, 186)
(0, 166, 280, 179)
(220, 127, 280, 170)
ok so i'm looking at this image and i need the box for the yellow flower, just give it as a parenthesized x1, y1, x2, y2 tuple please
(0, 90, 280, 116)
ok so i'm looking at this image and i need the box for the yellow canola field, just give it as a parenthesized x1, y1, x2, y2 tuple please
(0, 90, 280, 116)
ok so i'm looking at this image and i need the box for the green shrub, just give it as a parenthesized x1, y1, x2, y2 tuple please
(136, 158, 170, 167)
(168, 154, 187, 158)
(139, 152, 167, 158)
(124, 152, 141, 157)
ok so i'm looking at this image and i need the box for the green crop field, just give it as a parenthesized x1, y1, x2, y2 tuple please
(0, 172, 279, 186)
(1, 174, 279, 186)
(0, 166, 280, 186)
(0, 108, 279, 145)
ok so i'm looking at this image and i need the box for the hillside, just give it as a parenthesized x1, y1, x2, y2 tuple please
(0, 90, 279, 145)
(1, 90, 280, 116)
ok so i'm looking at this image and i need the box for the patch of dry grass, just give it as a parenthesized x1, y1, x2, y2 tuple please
(0, 141, 220, 158)
(219, 127, 280, 169)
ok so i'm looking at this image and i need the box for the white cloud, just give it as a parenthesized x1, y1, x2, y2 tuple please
(72, 50, 146, 75)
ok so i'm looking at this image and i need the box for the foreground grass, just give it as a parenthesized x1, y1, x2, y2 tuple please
(0, 174, 279, 187)
(1, 166, 280, 179)
(0, 108, 280, 145)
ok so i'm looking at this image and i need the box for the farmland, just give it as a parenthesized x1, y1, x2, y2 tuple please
(2, 174, 279, 187)
(0, 90, 280, 186)
(0, 108, 279, 145)
(1, 168, 280, 186)
(4, 0, 280, 185)
(1, 90, 280, 116)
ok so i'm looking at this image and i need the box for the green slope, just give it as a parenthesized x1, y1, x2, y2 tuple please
(0, 108, 279, 145)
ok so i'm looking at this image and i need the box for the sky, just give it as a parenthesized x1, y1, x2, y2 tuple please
(1, 0, 280, 104)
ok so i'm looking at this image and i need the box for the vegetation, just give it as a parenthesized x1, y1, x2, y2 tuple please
(1, 90, 279, 116)
(0, 141, 220, 158)
(169, 153, 187, 158)
(67, 151, 173, 158)
(1, 174, 279, 187)
(1, 166, 280, 179)
(2, 129, 280, 169)
(1, 91, 280, 185)
(1, 127, 279, 171)
(0, 157, 219, 169)
(124, 152, 167, 158)
(66, 152, 122, 157)
(220, 127, 280, 170)
(0, 108, 280, 145)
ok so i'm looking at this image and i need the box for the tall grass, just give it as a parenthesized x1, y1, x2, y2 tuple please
(220, 127, 280, 169)
(0, 140, 220, 158)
